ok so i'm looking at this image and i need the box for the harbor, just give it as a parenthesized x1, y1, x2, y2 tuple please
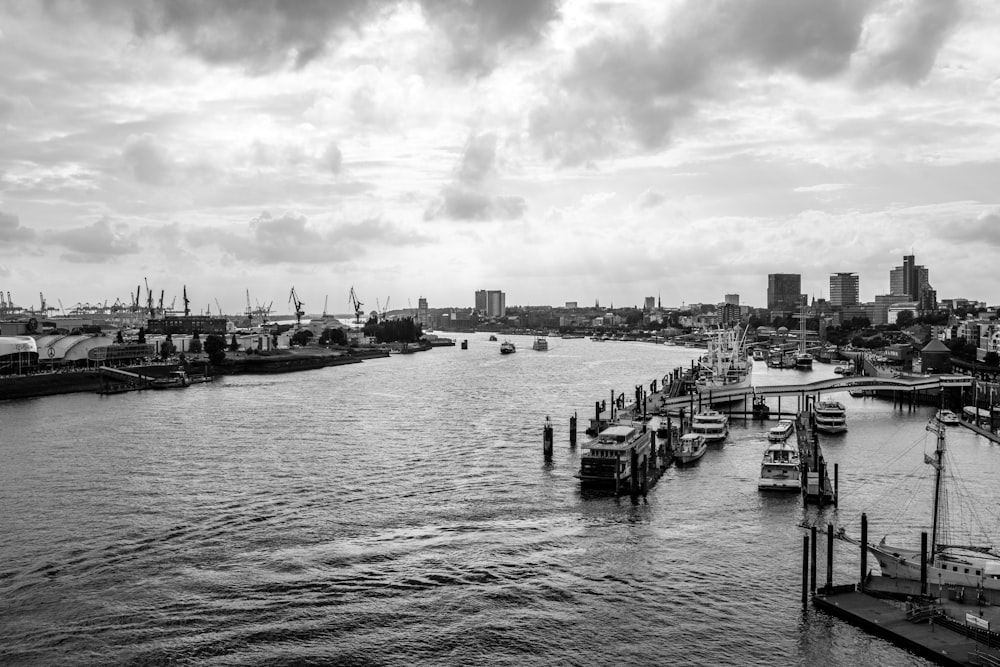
(3, 333, 1000, 666)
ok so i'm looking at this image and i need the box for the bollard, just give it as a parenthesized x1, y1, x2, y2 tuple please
(569, 413, 577, 447)
(543, 416, 553, 461)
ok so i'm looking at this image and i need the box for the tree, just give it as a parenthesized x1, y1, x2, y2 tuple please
(291, 329, 314, 346)
(204, 334, 227, 365)
(189, 332, 202, 354)
(320, 327, 347, 345)
(896, 310, 914, 328)
(985, 351, 1000, 368)
(229, 334, 239, 352)
(138, 327, 146, 344)
(160, 333, 176, 360)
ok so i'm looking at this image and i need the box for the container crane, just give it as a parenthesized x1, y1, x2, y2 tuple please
(348, 287, 363, 327)
(289, 287, 305, 328)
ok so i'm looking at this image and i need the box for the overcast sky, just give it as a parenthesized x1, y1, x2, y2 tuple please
(2, 0, 999, 316)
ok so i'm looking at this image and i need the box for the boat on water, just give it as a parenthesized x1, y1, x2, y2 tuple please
(149, 369, 191, 389)
(488, 334, 498, 342)
(813, 400, 847, 433)
(674, 433, 707, 465)
(752, 348, 766, 362)
(837, 419, 1000, 591)
(936, 409, 960, 425)
(757, 438, 801, 491)
(576, 422, 652, 490)
(794, 352, 813, 370)
(694, 326, 752, 404)
(532, 337, 549, 351)
(691, 409, 728, 443)
(767, 419, 795, 442)
(500, 340, 516, 354)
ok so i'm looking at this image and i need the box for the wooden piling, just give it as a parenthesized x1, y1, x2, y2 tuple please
(569, 413, 577, 447)
(802, 534, 810, 608)
(543, 417, 553, 461)
(860, 513, 868, 592)
(629, 449, 639, 496)
(834, 463, 839, 508)
(921, 531, 928, 596)
(826, 522, 834, 592)
(811, 525, 818, 593)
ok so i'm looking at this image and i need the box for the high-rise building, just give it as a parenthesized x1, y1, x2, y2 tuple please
(767, 274, 802, 312)
(417, 297, 429, 327)
(475, 290, 505, 318)
(644, 296, 656, 311)
(889, 255, 929, 301)
(829, 273, 859, 307)
(724, 294, 739, 305)
(474, 290, 488, 314)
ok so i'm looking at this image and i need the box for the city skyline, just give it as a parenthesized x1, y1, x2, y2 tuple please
(2, 2, 1000, 313)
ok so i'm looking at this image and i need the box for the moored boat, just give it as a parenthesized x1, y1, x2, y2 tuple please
(813, 400, 846, 433)
(767, 419, 795, 442)
(757, 438, 800, 491)
(576, 422, 652, 490)
(691, 409, 728, 443)
(674, 433, 707, 465)
(935, 409, 960, 425)
(694, 326, 752, 405)
(794, 352, 813, 370)
(149, 369, 191, 389)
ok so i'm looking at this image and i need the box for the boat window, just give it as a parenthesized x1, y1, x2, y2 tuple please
(964, 568, 969, 574)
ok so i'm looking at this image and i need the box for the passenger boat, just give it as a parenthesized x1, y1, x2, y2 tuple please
(752, 348, 766, 361)
(813, 400, 847, 433)
(149, 369, 191, 389)
(836, 419, 1000, 591)
(691, 409, 728, 443)
(500, 340, 516, 354)
(794, 352, 813, 370)
(694, 326, 752, 404)
(767, 419, 795, 442)
(757, 438, 801, 491)
(532, 337, 549, 351)
(674, 433, 707, 465)
(935, 409, 960, 425)
(576, 422, 652, 490)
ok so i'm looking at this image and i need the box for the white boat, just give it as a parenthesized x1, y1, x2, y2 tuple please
(813, 400, 846, 433)
(767, 419, 795, 442)
(500, 340, 516, 354)
(674, 433, 707, 465)
(691, 409, 728, 443)
(757, 438, 800, 491)
(576, 422, 652, 490)
(532, 337, 549, 351)
(794, 352, 813, 370)
(694, 326, 752, 404)
(838, 420, 1000, 591)
(936, 409, 960, 425)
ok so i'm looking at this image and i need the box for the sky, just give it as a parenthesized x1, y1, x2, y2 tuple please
(2, 0, 1000, 317)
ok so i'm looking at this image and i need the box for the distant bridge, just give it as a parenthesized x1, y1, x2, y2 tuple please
(655, 374, 971, 411)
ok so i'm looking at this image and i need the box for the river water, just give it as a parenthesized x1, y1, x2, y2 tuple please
(3, 333, 998, 666)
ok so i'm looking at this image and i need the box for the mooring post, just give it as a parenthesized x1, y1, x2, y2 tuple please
(921, 531, 928, 596)
(834, 463, 839, 508)
(594, 401, 601, 434)
(543, 417, 553, 461)
(569, 412, 577, 448)
(629, 449, 639, 496)
(826, 523, 834, 592)
(615, 454, 621, 495)
(860, 513, 868, 592)
(650, 432, 657, 467)
(802, 534, 810, 608)
(811, 525, 818, 593)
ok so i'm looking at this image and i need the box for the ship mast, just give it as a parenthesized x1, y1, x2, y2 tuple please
(926, 421, 946, 566)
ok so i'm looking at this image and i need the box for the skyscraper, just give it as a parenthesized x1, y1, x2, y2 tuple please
(475, 289, 506, 318)
(829, 273, 859, 307)
(767, 274, 802, 312)
(889, 255, 929, 301)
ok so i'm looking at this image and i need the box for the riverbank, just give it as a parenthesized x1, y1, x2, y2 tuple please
(0, 347, 390, 401)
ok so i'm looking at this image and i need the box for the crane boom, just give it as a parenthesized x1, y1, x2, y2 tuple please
(348, 287, 363, 326)
(289, 287, 305, 328)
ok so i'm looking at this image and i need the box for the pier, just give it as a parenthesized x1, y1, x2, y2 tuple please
(796, 410, 836, 505)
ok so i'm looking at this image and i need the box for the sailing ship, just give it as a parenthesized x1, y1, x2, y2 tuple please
(693, 326, 752, 404)
(838, 420, 1000, 590)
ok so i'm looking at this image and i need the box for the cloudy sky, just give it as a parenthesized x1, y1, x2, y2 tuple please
(1, 0, 999, 316)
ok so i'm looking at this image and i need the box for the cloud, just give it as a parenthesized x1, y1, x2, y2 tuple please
(122, 133, 173, 185)
(636, 189, 667, 209)
(457, 133, 497, 185)
(425, 131, 526, 221)
(128, 0, 377, 72)
(323, 142, 343, 174)
(0, 211, 36, 243)
(858, 0, 962, 86)
(419, 0, 561, 74)
(44, 217, 141, 263)
(793, 183, 852, 193)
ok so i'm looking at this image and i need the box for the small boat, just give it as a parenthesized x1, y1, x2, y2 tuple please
(794, 352, 813, 370)
(690, 409, 728, 443)
(500, 340, 516, 354)
(488, 334, 498, 342)
(813, 400, 847, 433)
(532, 337, 549, 351)
(674, 433, 707, 465)
(758, 438, 801, 491)
(935, 409, 960, 425)
(767, 419, 795, 442)
(576, 422, 652, 491)
(752, 348, 766, 361)
(460, 339, 468, 349)
(149, 369, 190, 389)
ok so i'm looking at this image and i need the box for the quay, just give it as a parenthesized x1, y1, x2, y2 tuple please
(795, 409, 836, 505)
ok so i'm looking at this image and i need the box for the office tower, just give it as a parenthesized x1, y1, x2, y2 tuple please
(767, 274, 802, 312)
(829, 273, 859, 307)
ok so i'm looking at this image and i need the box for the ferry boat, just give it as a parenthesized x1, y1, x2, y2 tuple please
(935, 409, 960, 425)
(149, 369, 191, 389)
(532, 337, 549, 351)
(767, 419, 795, 442)
(813, 400, 846, 433)
(757, 438, 801, 491)
(674, 433, 707, 465)
(794, 352, 813, 370)
(500, 340, 516, 355)
(694, 326, 752, 404)
(690, 409, 728, 443)
(576, 422, 652, 490)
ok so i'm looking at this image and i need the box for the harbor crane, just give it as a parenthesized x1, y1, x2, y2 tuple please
(376, 296, 390, 321)
(183, 285, 190, 317)
(246, 290, 253, 324)
(215, 298, 224, 317)
(348, 287, 364, 327)
(289, 287, 305, 328)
